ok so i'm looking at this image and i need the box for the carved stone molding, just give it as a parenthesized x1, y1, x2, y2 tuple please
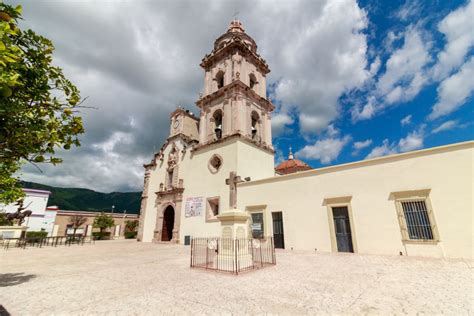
(192, 132, 274, 154)
(196, 80, 274, 112)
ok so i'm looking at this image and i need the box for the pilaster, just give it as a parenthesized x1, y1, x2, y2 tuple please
(223, 99, 232, 137)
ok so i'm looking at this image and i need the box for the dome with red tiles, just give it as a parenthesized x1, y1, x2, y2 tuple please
(275, 147, 312, 175)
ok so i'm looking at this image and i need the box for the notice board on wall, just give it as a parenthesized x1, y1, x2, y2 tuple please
(185, 197, 204, 217)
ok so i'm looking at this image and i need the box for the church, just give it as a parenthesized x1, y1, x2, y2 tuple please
(137, 20, 473, 260)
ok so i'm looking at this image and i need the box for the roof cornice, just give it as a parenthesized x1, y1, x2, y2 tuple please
(196, 80, 275, 112)
(192, 133, 275, 154)
(201, 39, 270, 74)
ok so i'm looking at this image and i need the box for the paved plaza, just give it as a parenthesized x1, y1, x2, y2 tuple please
(0, 240, 472, 315)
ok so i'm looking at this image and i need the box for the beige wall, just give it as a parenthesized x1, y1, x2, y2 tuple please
(238, 142, 473, 259)
(141, 134, 473, 259)
(55, 212, 138, 237)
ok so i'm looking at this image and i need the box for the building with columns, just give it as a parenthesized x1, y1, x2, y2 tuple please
(138, 20, 473, 260)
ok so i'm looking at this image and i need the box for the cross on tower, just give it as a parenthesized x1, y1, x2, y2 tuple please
(225, 171, 243, 209)
(232, 11, 240, 20)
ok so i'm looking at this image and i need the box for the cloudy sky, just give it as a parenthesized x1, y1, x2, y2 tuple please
(10, 0, 474, 192)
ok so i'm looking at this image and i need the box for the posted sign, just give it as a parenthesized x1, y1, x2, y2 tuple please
(185, 197, 204, 217)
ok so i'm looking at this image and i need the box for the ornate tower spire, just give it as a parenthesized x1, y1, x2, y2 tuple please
(195, 21, 274, 152)
(288, 146, 294, 160)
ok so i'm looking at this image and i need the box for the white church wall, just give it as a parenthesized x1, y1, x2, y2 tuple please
(140, 139, 186, 242)
(238, 142, 473, 259)
(236, 141, 275, 181)
(178, 139, 276, 241)
(179, 139, 240, 241)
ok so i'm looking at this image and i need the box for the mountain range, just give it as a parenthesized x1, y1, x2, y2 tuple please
(21, 181, 142, 214)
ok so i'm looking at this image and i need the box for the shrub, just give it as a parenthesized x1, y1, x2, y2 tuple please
(124, 231, 137, 239)
(92, 231, 111, 240)
(125, 220, 139, 232)
(26, 231, 48, 238)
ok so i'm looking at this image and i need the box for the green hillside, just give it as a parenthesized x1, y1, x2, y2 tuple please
(21, 181, 142, 214)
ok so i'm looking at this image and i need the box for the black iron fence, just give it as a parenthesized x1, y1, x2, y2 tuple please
(1, 236, 94, 250)
(190, 237, 276, 274)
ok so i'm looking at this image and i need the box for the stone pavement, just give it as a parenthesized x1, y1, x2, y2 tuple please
(0, 240, 472, 315)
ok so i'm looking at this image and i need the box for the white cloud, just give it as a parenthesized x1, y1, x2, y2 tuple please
(353, 139, 373, 150)
(384, 31, 403, 52)
(351, 95, 377, 121)
(352, 27, 431, 121)
(350, 1, 473, 123)
(432, 120, 457, 134)
(271, 113, 294, 136)
(400, 114, 412, 126)
(398, 129, 424, 152)
(366, 127, 425, 159)
(270, 0, 371, 133)
(429, 56, 474, 120)
(92, 131, 133, 154)
(394, 0, 422, 21)
(376, 27, 431, 104)
(369, 57, 381, 76)
(427, 1, 474, 121)
(431, 0, 474, 81)
(366, 139, 397, 159)
(296, 135, 351, 164)
(326, 124, 340, 137)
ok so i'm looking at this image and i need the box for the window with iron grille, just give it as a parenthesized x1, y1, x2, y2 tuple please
(400, 200, 435, 240)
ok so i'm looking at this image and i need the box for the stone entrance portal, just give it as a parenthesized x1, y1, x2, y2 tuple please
(161, 206, 175, 242)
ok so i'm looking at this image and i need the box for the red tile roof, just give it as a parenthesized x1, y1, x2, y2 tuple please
(275, 158, 312, 175)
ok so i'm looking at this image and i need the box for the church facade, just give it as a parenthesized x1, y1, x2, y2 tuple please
(138, 21, 473, 260)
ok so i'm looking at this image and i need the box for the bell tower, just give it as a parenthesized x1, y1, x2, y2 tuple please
(195, 20, 274, 152)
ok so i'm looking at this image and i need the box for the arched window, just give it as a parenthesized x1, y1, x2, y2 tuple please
(249, 73, 257, 90)
(216, 71, 225, 90)
(251, 111, 260, 140)
(213, 110, 223, 139)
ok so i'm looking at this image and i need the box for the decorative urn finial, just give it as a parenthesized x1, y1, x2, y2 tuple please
(228, 19, 245, 33)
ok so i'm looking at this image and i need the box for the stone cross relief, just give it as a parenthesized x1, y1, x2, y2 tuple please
(225, 171, 244, 209)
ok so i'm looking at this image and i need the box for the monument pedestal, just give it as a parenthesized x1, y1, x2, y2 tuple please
(0, 225, 27, 239)
(217, 209, 250, 239)
(216, 209, 253, 271)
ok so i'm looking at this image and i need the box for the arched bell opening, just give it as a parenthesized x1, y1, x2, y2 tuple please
(249, 73, 257, 90)
(251, 111, 261, 140)
(213, 110, 223, 140)
(216, 71, 225, 90)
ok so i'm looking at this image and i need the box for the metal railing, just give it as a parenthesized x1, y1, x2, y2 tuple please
(190, 237, 276, 274)
(1, 236, 94, 250)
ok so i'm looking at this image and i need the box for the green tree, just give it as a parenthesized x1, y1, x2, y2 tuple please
(0, 4, 85, 204)
(93, 213, 115, 234)
(124, 219, 139, 232)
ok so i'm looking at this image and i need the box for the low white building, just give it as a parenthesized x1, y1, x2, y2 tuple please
(2, 188, 56, 236)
